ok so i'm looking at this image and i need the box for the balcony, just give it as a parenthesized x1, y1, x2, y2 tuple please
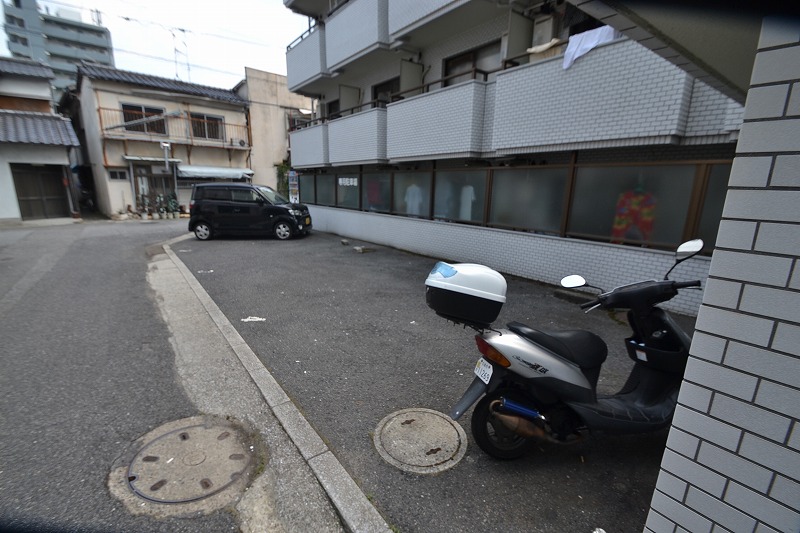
(328, 107, 387, 165)
(97, 108, 250, 149)
(388, 0, 466, 39)
(492, 39, 694, 153)
(388, 80, 491, 161)
(325, 0, 389, 72)
(289, 122, 328, 168)
(286, 25, 328, 93)
(291, 37, 740, 169)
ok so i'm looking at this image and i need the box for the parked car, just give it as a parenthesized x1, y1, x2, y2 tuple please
(188, 183, 311, 241)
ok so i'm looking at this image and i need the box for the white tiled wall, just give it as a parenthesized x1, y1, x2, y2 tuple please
(308, 205, 709, 316)
(647, 18, 800, 533)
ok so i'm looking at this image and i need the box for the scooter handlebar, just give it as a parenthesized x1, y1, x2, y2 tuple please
(577, 279, 701, 311)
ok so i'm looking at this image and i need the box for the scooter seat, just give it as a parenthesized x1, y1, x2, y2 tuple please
(507, 322, 608, 370)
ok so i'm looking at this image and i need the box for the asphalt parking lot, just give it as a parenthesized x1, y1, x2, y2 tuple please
(175, 229, 696, 533)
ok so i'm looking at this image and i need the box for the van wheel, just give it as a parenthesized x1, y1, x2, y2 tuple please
(194, 222, 212, 241)
(274, 221, 292, 240)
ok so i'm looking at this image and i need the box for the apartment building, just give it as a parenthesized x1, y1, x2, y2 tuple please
(0, 56, 79, 222)
(3, 0, 114, 100)
(284, 2, 798, 532)
(284, 0, 743, 316)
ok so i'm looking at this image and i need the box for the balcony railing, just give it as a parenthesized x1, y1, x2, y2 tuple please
(97, 107, 250, 149)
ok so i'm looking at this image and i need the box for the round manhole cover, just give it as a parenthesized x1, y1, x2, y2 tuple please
(127, 421, 253, 503)
(374, 408, 467, 474)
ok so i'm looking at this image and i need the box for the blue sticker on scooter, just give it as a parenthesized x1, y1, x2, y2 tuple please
(430, 262, 457, 278)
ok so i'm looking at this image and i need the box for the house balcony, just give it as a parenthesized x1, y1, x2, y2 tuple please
(293, 38, 738, 169)
(283, 0, 330, 18)
(97, 108, 250, 150)
(287, 0, 391, 94)
(289, 121, 329, 168)
(388, 79, 492, 161)
(328, 106, 387, 165)
(492, 39, 695, 154)
(46, 42, 112, 64)
(41, 23, 109, 48)
(325, 0, 389, 72)
(286, 25, 328, 93)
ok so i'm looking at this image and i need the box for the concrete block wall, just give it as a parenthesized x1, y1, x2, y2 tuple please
(328, 108, 387, 164)
(646, 18, 800, 533)
(307, 205, 709, 316)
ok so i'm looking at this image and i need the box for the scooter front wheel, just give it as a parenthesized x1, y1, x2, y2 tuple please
(471, 390, 534, 460)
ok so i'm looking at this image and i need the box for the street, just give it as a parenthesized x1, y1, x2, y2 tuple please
(0, 220, 695, 532)
(178, 230, 693, 532)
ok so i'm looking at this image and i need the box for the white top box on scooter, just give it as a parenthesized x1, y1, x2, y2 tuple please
(425, 262, 507, 328)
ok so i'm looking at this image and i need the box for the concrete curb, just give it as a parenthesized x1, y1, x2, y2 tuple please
(161, 235, 391, 533)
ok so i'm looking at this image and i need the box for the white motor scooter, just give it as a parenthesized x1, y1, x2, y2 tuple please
(425, 240, 703, 459)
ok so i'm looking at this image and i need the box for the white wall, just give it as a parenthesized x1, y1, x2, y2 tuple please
(0, 144, 70, 220)
(308, 205, 709, 316)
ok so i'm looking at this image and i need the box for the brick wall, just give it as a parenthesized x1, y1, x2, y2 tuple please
(307, 205, 709, 316)
(646, 18, 800, 533)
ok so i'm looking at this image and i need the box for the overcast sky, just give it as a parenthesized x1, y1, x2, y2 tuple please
(2, 0, 312, 89)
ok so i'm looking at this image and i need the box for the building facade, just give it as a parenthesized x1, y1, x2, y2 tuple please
(284, 0, 743, 316)
(0, 56, 79, 222)
(3, 0, 114, 100)
(60, 63, 251, 218)
(235, 67, 313, 191)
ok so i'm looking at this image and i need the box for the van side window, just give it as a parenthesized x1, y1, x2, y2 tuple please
(205, 187, 231, 201)
(231, 189, 262, 203)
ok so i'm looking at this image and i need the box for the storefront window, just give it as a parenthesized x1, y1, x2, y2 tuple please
(362, 173, 391, 212)
(490, 168, 568, 232)
(316, 175, 335, 206)
(568, 165, 695, 245)
(393, 172, 432, 217)
(336, 174, 359, 209)
(434, 170, 487, 222)
(696, 164, 731, 249)
(299, 174, 315, 204)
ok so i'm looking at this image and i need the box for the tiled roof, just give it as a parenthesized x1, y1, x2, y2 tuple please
(0, 110, 80, 146)
(0, 57, 55, 79)
(78, 63, 247, 105)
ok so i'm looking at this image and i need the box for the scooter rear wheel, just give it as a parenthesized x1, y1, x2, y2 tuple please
(471, 390, 534, 460)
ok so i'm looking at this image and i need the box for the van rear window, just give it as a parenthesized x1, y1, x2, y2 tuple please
(203, 187, 231, 201)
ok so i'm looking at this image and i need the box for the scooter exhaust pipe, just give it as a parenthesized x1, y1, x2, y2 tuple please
(490, 398, 548, 439)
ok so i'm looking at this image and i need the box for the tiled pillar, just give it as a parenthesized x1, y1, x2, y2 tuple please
(646, 17, 800, 533)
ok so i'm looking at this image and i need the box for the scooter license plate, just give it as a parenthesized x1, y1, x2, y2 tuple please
(474, 358, 493, 385)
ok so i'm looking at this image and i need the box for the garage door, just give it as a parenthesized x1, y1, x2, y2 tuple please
(11, 164, 70, 220)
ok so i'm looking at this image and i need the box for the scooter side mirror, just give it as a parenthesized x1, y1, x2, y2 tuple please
(561, 275, 586, 289)
(675, 239, 704, 262)
(665, 239, 704, 279)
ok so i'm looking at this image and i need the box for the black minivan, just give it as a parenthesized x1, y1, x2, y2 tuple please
(188, 183, 312, 241)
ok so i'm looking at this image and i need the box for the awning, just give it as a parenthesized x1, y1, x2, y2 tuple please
(177, 165, 254, 180)
(123, 155, 182, 163)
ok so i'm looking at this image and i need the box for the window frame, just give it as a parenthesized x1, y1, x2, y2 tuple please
(190, 112, 225, 140)
(121, 103, 167, 135)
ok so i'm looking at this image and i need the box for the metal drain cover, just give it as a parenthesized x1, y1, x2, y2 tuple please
(374, 408, 467, 474)
(128, 420, 253, 503)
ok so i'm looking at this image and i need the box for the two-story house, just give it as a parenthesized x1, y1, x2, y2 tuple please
(61, 63, 252, 217)
(0, 56, 80, 222)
